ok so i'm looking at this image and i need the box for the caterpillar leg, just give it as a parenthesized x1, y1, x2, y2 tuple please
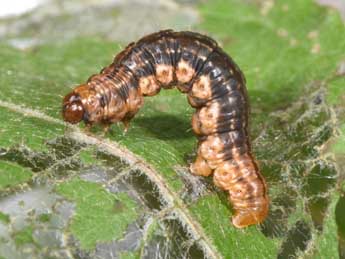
(101, 122, 112, 135)
(121, 113, 136, 133)
(122, 120, 130, 133)
(190, 152, 213, 176)
(84, 122, 93, 133)
(231, 198, 269, 228)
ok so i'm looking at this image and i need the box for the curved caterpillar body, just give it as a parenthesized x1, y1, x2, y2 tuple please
(62, 30, 269, 228)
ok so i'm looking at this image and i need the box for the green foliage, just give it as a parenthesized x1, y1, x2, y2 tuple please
(190, 194, 278, 258)
(0, 160, 32, 190)
(55, 178, 138, 250)
(119, 251, 140, 259)
(0, 212, 10, 224)
(78, 148, 98, 165)
(37, 213, 51, 223)
(0, 0, 344, 258)
(199, 0, 345, 115)
(0, 107, 64, 151)
(327, 77, 345, 106)
(13, 226, 35, 247)
(194, 0, 345, 257)
(0, 39, 118, 118)
(312, 194, 339, 258)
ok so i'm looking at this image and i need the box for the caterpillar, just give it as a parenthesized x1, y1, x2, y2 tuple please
(62, 30, 269, 228)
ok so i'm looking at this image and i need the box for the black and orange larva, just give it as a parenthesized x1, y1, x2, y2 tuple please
(62, 30, 269, 228)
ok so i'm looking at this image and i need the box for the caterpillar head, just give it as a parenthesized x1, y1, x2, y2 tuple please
(62, 92, 85, 124)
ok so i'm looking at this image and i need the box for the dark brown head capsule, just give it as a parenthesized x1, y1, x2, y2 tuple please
(62, 92, 85, 124)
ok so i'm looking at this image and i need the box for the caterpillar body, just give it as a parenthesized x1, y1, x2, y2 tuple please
(62, 30, 269, 228)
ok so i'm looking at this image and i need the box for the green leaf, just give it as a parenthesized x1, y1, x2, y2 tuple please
(0, 0, 344, 258)
(13, 226, 35, 247)
(0, 160, 32, 190)
(55, 178, 138, 250)
(0, 212, 10, 224)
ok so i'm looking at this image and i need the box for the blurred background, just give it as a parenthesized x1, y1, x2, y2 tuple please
(0, 0, 200, 48)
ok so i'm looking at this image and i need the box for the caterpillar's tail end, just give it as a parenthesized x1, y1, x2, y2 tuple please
(231, 204, 269, 228)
